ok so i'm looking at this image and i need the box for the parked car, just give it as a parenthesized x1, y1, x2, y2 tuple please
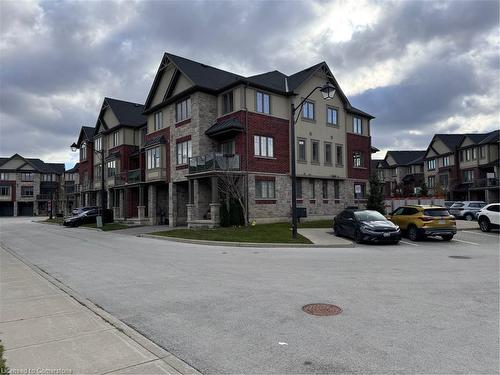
(333, 209, 401, 244)
(444, 201, 456, 208)
(64, 208, 113, 227)
(386, 205, 456, 241)
(71, 206, 98, 216)
(476, 203, 500, 232)
(449, 201, 486, 221)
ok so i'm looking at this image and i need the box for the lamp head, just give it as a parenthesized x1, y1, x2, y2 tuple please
(320, 82, 336, 100)
(70, 143, 78, 152)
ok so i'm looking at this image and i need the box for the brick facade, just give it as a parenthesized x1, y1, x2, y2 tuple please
(346, 133, 371, 180)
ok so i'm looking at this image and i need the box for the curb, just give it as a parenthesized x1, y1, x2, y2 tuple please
(139, 233, 355, 248)
(0, 242, 201, 375)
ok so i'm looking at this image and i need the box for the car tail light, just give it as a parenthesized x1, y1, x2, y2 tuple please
(419, 216, 433, 222)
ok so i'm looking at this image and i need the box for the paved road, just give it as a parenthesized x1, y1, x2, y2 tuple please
(1, 217, 498, 374)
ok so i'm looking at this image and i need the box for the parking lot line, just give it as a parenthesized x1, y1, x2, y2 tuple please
(399, 240, 419, 246)
(453, 238, 480, 246)
(463, 230, 499, 238)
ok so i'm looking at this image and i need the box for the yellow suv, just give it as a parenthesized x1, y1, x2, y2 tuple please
(386, 205, 456, 241)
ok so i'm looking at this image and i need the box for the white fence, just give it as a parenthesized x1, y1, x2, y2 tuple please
(384, 198, 445, 213)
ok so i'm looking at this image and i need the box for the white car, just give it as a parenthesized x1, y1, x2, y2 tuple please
(477, 203, 500, 232)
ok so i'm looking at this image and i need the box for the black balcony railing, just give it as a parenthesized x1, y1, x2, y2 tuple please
(114, 169, 144, 186)
(188, 153, 241, 174)
(465, 177, 499, 189)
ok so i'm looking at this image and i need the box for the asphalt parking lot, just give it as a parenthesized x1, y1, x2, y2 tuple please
(1, 217, 498, 374)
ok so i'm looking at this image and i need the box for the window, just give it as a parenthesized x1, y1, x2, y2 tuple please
(463, 170, 473, 183)
(322, 180, 328, 199)
(311, 140, 319, 163)
(460, 150, 464, 162)
(80, 143, 87, 161)
(176, 97, 191, 123)
(254, 136, 273, 157)
(296, 178, 303, 198)
(111, 131, 120, 147)
(41, 174, 52, 182)
(256, 179, 275, 199)
(336, 145, 343, 165)
(334, 180, 340, 200)
(327, 107, 338, 125)
(94, 164, 102, 178)
(324, 143, 332, 165)
(472, 147, 476, 160)
(465, 149, 471, 161)
(439, 174, 449, 187)
(0, 173, 7, 180)
(427, 176, 435, 188)
(222, 91, 234, 114)
(94, 137, 102, 152)
(302, 101, 315, 120)
(154, 111, 163, 131)
(310, 179, 316, 199)
(354, 183, 365, 198)
(298, 139, 306, 161)
(480, 146, 486, 158)
(220, 140, 235, 155)
(107, 160, 116, 177)
(21, 186, 33, 196)
(176, 140, 192, 165)
(256, 91, 270, 114)
(353, 151, 363, 168)
(0, 186, 10, 196)
(487, 204, 500, 213)
(21, 173, 34, 181)
(427, 159, 436, 170)
(147, 147, 161, 169)
(353, 117, 362, 134)
(443, 156, 450, 167)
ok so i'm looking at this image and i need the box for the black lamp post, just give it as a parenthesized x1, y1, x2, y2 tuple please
(290, 82, 336, 238)
(71, 142, 106, 227)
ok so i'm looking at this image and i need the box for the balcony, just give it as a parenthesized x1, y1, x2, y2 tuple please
(114, 169, 145, 186)
(465, 177, 499, 190)
(188, 153, 241, 174)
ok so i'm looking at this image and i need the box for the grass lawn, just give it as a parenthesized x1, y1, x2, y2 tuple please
(298, 219, 332, 228)
(81, 222, 129, 231)
(151, 222, 312, 244)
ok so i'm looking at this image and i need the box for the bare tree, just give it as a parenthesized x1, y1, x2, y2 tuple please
(217, 170, 247, 226)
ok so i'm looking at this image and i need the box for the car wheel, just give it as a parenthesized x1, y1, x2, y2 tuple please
(408, 225, 420, 241)
(391, 240, 400, 245)
(354, 230, 363, 244)
(479, 217, 491, 232)
(333, 225, 341, 236)
(441, 234, 454, 241)
(464, 213, 474, 221)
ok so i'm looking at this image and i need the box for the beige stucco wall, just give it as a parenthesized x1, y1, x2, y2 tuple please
(431, 139, 451, 155)
(0, 158, 26, 170)
(217, 86, 244, 117)
(244, 87, 288, 120)
(103, 107, 119, 129)
(151, 65, 176, 108)
(171, 74, 193, 97)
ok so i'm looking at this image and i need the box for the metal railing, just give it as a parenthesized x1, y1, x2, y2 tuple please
(114, 169, 144, 186)
(188, 153, 241, 174)
(464, 177, 499, 189)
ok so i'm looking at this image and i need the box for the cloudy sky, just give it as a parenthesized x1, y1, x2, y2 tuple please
(1, 0, 499, 166)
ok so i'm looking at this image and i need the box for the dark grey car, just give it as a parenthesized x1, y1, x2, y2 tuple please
(449, 201, 486, 221)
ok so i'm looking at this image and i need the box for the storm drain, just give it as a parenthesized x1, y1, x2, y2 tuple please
(302, 303, 342, 316)
(449, 255, 471, 259)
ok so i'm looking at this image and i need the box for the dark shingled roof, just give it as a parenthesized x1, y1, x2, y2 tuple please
(205, 118, 244, 137)
(0, 154, 65, 174)
(82, 126, 95, 140)
(287, 62, 325, 91)
(386, 151, 426, 166)
(478, 130, 499, 145)
(105, 98, 146, 127)
(246, 70, 288, 92)
(144, 135, 166, 148)
(65, 163, 79, 173)
(371, 159, 389, 169)
(434, 134, 467, 150)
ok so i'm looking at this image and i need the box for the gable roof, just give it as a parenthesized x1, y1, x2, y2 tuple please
(205, 118, 244, 137)
(434, 134, 466, 150)
(479, 129, 500, 144)
(0, 154, 65, 174)
(104, 97, 146, 128)
(76, 126, 96, 146)
(386, 150, 426, 166)
(144, 53, 374, 118)
(371, 159, 389, 169)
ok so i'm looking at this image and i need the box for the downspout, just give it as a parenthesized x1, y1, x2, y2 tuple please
(244, 81, 250, 225)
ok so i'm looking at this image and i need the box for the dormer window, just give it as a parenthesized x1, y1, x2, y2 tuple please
(80, 143, 87, 161)
(176, 97, 191, 123)
(256, 91, 270, 114)
(222, 91, 234, 114)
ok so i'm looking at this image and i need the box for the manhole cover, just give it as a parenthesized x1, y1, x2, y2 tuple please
(449, 255, 471, 259)
(302, 303, 342, 316)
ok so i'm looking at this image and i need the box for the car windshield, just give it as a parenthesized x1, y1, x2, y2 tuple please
(424, 209, 450, 217)
(451, 203, 464, 208)
(354, 211, 387, 222)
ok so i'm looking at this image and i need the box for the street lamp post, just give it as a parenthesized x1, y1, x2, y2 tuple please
(290, 82, 336, 238)
(71, 142, 106, 228)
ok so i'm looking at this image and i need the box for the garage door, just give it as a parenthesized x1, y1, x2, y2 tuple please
(0, 202, 14, 216)
(18, 202, 34, 216)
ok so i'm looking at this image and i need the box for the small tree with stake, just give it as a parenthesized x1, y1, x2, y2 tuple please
(366, 173, 386, 214)
(217, 168, 247, 227)
(420, 181, 429, 197)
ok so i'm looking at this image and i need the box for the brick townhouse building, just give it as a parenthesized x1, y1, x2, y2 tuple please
(0, 154, 65, 216)
(422, 130, 499, 202)
(71, 52, 374, 226)
(372, 150, 425, 197)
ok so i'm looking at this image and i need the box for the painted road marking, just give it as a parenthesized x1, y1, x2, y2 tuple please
(400, 240, 419, 246)
(463, 230, 500, 238)
(453, 238, 480, 246)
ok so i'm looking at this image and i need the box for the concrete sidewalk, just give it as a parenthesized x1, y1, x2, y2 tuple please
(0, 247, 199, 374)
(297, 228, 354, 246)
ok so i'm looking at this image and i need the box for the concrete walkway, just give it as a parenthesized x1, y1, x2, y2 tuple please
(455, 220, 480, 230)
(0, 247, 199, 374)
(297, 228, 353, 246)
